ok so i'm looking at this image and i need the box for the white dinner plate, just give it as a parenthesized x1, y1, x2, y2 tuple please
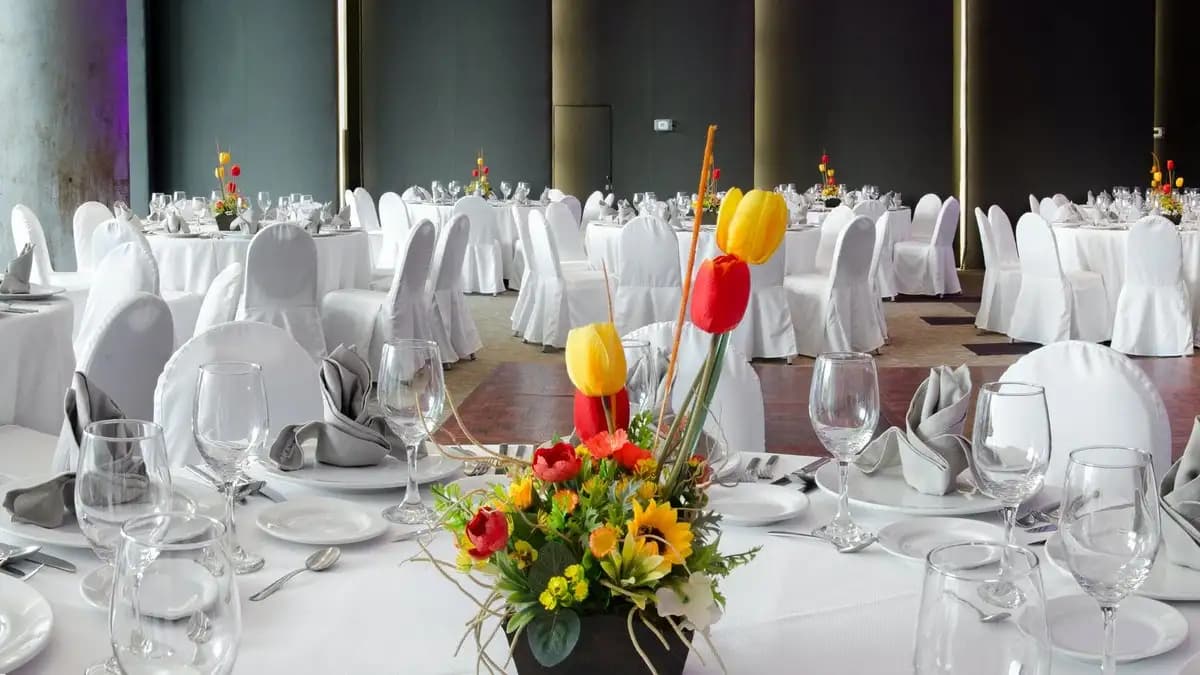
(0, 575, 53, 672)
(705, 483, 809, 526)
(814, 462, 1001, 516)
(876, 517, 1005, 562)
(254, 453, 460, 491)
(256, 497, 388, 545)
(1044, 533, 1200, 602)
(1047, 594, 1187, 663)
(0, 284, 66, 301)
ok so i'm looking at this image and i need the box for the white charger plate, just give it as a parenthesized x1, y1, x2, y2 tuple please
(876, 517, 1005, 562)
(1044, 533, 1200, 602)
(814, 462, 1001, 516)
(0, 575, 53, 672)
(256, 497, 388, 545)
(706, 483, 809, 526)
(254, 454, 459, 491)
(0, 284, 66, 301)
(1047, 594, 1187, 663)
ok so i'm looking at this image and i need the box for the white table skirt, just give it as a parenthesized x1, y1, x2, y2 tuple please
(3, 450, 1197, 674)
(148, 229, 374, 297)
(0, 300, 74, 434)
(404, 200, 544, 280)
(585, 223, 823, 278)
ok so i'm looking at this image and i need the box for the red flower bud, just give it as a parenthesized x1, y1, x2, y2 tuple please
(821, 154, 830, 164)
(573, 388, 630, 442)
(690, 255, 751, 333)
(464, 507, 509, 560)
(472, 169, 479, 177)
(483, 166, 490, 175)
(712, 167, 721, 181)
(613, 442, 652, 472)
(226, 182, 237, 193)
(1163, 184, 1172, 194)
(532, 442, 582, 482)
(1167, 160, 1176, 171)
(230, 164, 241, 177)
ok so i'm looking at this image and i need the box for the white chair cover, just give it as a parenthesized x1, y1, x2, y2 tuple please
(623, 321, 765, 453)
(975, 207, 1021, 333)
(852, 199, 886, 223)
(988, 205, 1020, 269)
(351, 187, 381, 230)
(236, 223, 326, 360)
(510, 205, 533, 307)
(785, 216, 884, 357)
(894, 196, 961, 295)
(453, 195, 504, 295)
(909, 193, 942, 242)
(1052, 193, 1070, 207)
(154, 321, 322, 467)
(376, 191, 411, 272)
(321, 220, 438, 368)
(1039, 197, 1058, 223)
(614, 216, 682, 335)
(545, 201, 588, 264)
(193, 263, 243, 337)
(522, 210, 610, 348)
(430, 215, 482, 363)
(401, 186, 421, 200)
(582, 191, 607, 225)
(1110, 216, 1193, 356)
(546, 188, 566, 202)
(10, 205, 88, 290)
(813, 205, 856, 274)
(1028, 194, 1040, 214)
(91, 216, 153, 265)
(730, 239, 797, 360)
(76, 241, 160, 360)
(871, 211, 898, 300)
(1000, 341, 1170, 487)
(1007, 213, 1109, 344)
(72, 201, 114, 273)
(560, 195, 583, 225)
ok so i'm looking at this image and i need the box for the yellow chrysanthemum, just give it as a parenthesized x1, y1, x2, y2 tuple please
(508, 476, 533, 511)
(512, 540, 538, 570)
(575, 444, 591, 459)
(630, 500, 693, 568)
(636, 481, 658, 502)
(564, 564, 583, 581)
(573, 580, 589, 602)
(539, 590, 557, 610)
(547, 576, 568, 596)
(582, 476, 602, 496)
(553, 489, 579, 514)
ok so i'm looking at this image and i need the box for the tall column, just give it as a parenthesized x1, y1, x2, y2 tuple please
(753, 0, 803, 189)
(551, 0, 605, 198)
(0, 0, 130, 267)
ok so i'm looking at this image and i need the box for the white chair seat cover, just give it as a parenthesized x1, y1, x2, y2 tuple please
(1008, 214, 1110, 344)
(193, 263, 244, 337)
(429, 215, 482, 362)
(454, 196, 504, 294)
(236, 224, 326, 360)
(1111, 216, 1193, 356)
(614, 216, 682, 335)
(894, 196, 961, 296)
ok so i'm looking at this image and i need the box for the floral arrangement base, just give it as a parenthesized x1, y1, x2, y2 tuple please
(215, 213, 235, 231)
(1166, 213, 1183, 225)
(824, 198, 841, 208)
(509, 613, 692, 675)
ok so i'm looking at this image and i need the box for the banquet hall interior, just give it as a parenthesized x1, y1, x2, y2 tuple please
(3, 0, 1200, 673)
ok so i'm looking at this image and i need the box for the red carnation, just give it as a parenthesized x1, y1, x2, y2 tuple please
(532, 442, 582, 482)
(613, 442, 652, 472)
(464, 507, 509, 560)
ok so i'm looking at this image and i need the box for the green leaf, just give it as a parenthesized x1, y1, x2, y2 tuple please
(526, 609, 581, 667)
(507, 607, 538, 634)
(528, 541, 577, 594)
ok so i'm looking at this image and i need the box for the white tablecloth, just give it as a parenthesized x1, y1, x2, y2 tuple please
(147, 229, 373, 297)
(808, 206, 913, 239)
(585, 223, 823, 278)
(404, 200, 544, 280)
(0, 300, 74, 434)
(3, 450, 1197, 674)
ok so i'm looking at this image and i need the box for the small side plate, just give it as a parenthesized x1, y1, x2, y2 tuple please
(706, 483, 809, 526)
(256, 497, 388, 545)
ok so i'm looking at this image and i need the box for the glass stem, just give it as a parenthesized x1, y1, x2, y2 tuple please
(1100, 604, 1118, 675)
(835, 459, 852, 527)
(224, 478, 241, 552)
(403, 440, 421, 506)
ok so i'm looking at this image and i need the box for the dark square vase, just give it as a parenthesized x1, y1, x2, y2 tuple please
(215, 212, 236, 231)
(510, 613, 692, 675)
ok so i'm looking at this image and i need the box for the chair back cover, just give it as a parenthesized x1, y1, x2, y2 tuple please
(1110, 215, 1193, 356)
(1039, 197, 1059, 223)
(453, 195, 503, 293)
(376, 191, 412, 270)
(77, 242, 160, 356)
(431, 216, 469, 293)
(615, 216, 682, 334)
(10, 205, 55, 283)
(72, 201, 114, 273)
(429, 214, 481, 361)
(931, 196, 960, 248)
(154, 320, 322, 466)
(560, 195, 582, 225)
(352, 187, 380, 230)
(852, 199, 886, 222)
(384, 219, 437, 343)
(1007, 213, 1069, 343)
(830, 216, 876, 288)
(975, 207, 996, 269)
(1001, 341, 1171, 486)
(401, 186, 422, 201)
(546, 188, 566, 202)
(814, 205, 856, 273)
(237, 223, 326, 359)
(582, 191, 607, 224)
(91, 216, 152, 266)
(193, 262, 243, 337)
(453, 196, 498, 247)
(1028, 194, 1040, 214)
(527, 210, 564, 280)
(1052, 193, 1070, 206)
(78, 292, 174, 422)
(910, 193, 942, 241)
(1126, 215, 1184, 289)
(870, 210, 898, 298)
(545, 201, 588, 263)
(987, 205, 1020, 268)
(1015, 214, 1063, 282)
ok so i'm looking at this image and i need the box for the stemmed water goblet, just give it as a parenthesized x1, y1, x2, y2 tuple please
(377, 340, 446, 524)
(621, 339, 655, 416)
(149, 192, 167, 222)
(431, 181, 446, 203)
(191, 196, 208, 226)
(257, 191, 272, 216)
(500, 181, 513, 201)
(172, 190, 187, 206)
(448, 180, 461, 200)
(516, 181, 530, 203)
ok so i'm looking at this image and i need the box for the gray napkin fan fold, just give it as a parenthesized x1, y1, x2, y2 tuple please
(3, 474, 76, 528)
(232, 203, 262, 235)
(0, 242, 34, 294)
(165, 212, 190, 234)
(54, 372, 126, 473)
(1159, 415, 1200, 570)
(301, 208, 322, 235)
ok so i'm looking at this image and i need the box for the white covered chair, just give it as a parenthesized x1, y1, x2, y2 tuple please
(909, 193, 943, 243)
(1028, 194, 1040, 214)
(545, 201, 588, 264)
(350, 187, 381, 231)
(1039, 197, 1059, 223)
(1110, 216, 1193, 356)
(975, 206, 1021, 333)
(852, 199, 886, 223)
(72, 201, 114, 274)
(192, 263, 243, 337)
(582, 190, 607, 225)
(236, 223, 326, 360)
(871, 210, 899, 301)
(623, 321, 765, 453)
(75, 242, 160, 360)
(1052, 193, 1070, 207)
(785, 216, 884, 357)
(1007, 213, 1109, 344)
(894, 196, 961, 296)
(91, 216, 150, 264)
(321, 220, 437, 368)
(10, 204, 89, 290)
(813, 205, 856, 274)
(376, 191, 411, 272)
(1000, 341, 1170, 487)
(522, 210, 611, 348)
(730, 238, 797, 360)
(429, 215, 482, 363)
(546, 188, 566, 202)
(560, 195, 583, 225)
(614, 215, 682, 335)
(453, 195, 504, 295)
(154, 320, 322, 467)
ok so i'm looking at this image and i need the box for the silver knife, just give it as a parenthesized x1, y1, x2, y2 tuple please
(254, 483, 287, 503)
(24, 551, 76, 573)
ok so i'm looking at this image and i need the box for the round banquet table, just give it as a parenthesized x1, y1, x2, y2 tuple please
(404, 199, 545, 280)
(0, 298, 73, 434)
(147, 227, 373, 297)
(585, 222, 822, 277)
(1054, 224, 1200, 339)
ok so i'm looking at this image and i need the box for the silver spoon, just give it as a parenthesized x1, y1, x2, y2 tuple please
(0, 544, 41, 567)
(948, 591, 1011, 623)
(766, 531, 876, 553)
(249, 547, 341, 601)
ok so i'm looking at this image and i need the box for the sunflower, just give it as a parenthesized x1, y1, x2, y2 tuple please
(629, 500, 693, 569)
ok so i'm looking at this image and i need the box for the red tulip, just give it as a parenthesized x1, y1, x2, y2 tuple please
(691, 255, 751, 333)
(532, 442, 582, 482)
(464, 507, 509, 559)
(226, 181, 237, 193)
(472, 169, 479, 177)
(827, 176, 835, 185)
(483, 166, 490, 175)
(574, 388, 629, 442)
(1167, 160, 1176, 171)
(613, 442, 652, 472)
(712, 167, 721, 181)
(230, 164, 241, 177)
(1163, 184, 1172, 194)
(821, 154, 830, 164)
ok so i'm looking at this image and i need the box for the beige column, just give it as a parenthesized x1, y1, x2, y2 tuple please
(551, 0, 605, 197)
(753, 0, 802, 189)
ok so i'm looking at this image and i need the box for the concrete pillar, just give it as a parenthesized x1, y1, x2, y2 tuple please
(551, 0, 605, 198)
(0, 0, 129, 267)
(753, 0, 803, 189)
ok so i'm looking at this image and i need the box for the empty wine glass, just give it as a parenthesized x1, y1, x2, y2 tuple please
(172, 190, 187, 205)
(257, 191, 272, 215)
(448, 180, 461, 200)
(516, 181, 530, 203)
(914, 542, 1050, 674)
(378, 340, 445, 524)
(193, 361, 268, 574)
(149, 192, 166, 222)
(110, 512, 240, 674)
(808, 352, 880, 547)
(191, 196, 208, 224)
(621, 339, 656, 416)
(500, 181, 513, 200)
(277, 195, 292, 219)
(971, 382, 1051, 547)
(1059, 447, 1161, 675)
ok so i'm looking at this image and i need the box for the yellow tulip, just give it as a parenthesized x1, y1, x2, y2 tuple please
(717, 189, 787, 264)
(565, 322, 626, 397)
(218, 151, 230, 165)
(477, 157, 484, 166)
(827, 169, 835, 177)
(818, 163, 826, 172)
(715, 186, 743, 232)
(214, 166, 224, 179)
(1177, 177, 1185, 188)
(1154, 171, 1163, 183)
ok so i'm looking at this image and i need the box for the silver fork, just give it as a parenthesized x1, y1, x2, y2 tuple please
(756, 455, 780, 481)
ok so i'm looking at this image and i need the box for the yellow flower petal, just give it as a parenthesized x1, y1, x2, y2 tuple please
(218, 151, 230, 165)
(565, 322, 626, 397)
(717, 189, 787, 264)
(715, 187, 743, 233)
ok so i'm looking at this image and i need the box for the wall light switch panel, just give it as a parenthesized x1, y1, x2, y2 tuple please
(653, 118, 675, 132)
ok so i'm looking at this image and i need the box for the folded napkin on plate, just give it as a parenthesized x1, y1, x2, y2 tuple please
(53, 372, 126, 472)
(322, 202, 351, 230)
(0, 243, 33, 294)
(3, 474, 76, 528)
(300, 208, 321, 234)
(857, 365, 973, 495)
(1159, 416, 1200, 569)
(164, 211, 190, 234)
(1053, 203, 1085, 224)
(616, 200, 634, 224)
(114, 201, 144, 231)
(232, 203, 262, 235)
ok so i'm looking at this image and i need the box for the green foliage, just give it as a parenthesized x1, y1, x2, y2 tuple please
(526, 609, 581, 667)
(528, 541, 577, 595)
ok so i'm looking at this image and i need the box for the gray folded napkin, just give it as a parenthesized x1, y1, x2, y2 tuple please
(1053, 203, 1085, 224)
(3, 474, 76, 528)
(1160, 416, 1200, 569)
(1087, 190, 1095, 206)
(164, 211, 190, 234)
(114, 200, 143, 231)
(857, 365, 973, 495)
(0, 243, 33, 294)
(232, 203, 262, 235)
(616, 200, 634, 224)
(300, 208, 321, 234)
(53, 372, 125, 472)
(322, 202, 351, 230)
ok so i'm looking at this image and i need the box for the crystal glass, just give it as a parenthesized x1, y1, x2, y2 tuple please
(193, 361, 268, 574)
(210, 189, 222, 204)
(277, 194, 291, 216)
(257, 191, 272, 214)
(970, 382, 1050, 546)
(914, 542, 1050, 674)
(76, 420, 173, 675)
(172, 190, 187, 205)
(149, 192, 166, 221)
(1059, 447, 1161, 674)
(621, 338, 656, 416)
(109, 513, 240, 675)
(808, 352, 879, 547)
(191, 196, 208, 224)
(431, 180, 445, 202)
(301, 194, 313, 208)
(448, 180, 461, 200)
(378, 340, 445, 524)
(500, 181, 513, 200)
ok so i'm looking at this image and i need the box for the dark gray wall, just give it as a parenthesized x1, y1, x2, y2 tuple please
(359, 0, 551, 196)
(146, 0, 337, 200)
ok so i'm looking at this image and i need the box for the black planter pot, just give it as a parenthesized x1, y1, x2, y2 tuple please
(510, 613, 693, 675)
(823, 198, 841, 208)
(1166, 213, 1182, 225)
(215, 212, 236, 231)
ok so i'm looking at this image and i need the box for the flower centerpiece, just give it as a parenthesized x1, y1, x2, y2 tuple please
(468, 150, 494, 198)
(818, 151, 840, 207)
(693, 165, 722, 214)
(211, 144, 243, 230)
(422, 125, 782, 674)
(1150, 154, 1185, 224)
